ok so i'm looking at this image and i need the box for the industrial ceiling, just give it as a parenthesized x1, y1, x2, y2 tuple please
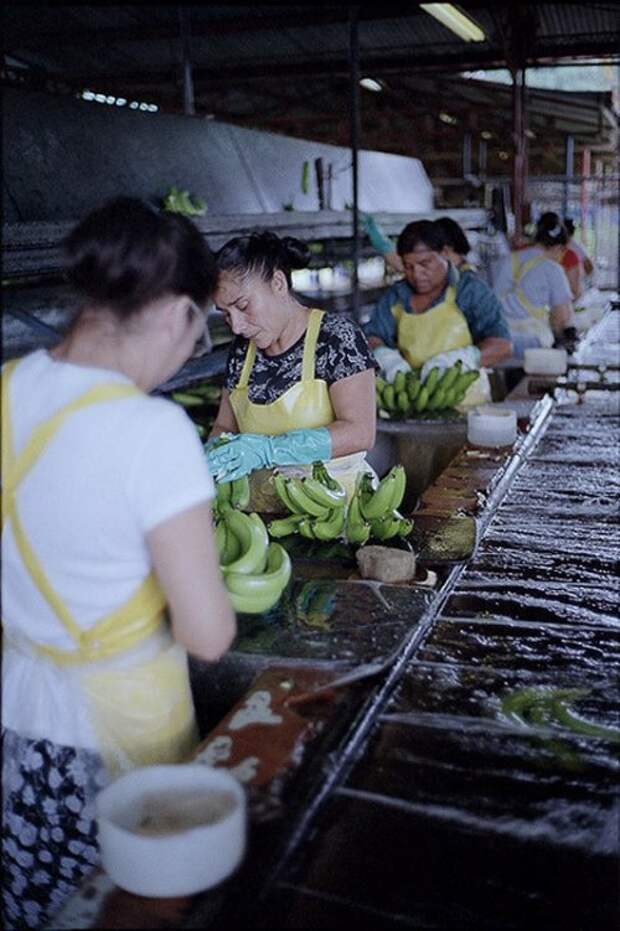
(3, 3, 619, 176)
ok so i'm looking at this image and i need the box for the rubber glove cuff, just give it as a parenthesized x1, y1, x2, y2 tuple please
(420, 345, 480, 382)
(361, 213, 394, 255)
(373, 346, 411, 384)
(205, 428, 332, 483)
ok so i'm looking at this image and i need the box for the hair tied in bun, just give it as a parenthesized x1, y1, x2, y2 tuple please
(549, 224, 562, 238)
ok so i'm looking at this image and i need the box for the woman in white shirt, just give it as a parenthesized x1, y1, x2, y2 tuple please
(490, 212, 577, 358)
(1, 197, 236, 930)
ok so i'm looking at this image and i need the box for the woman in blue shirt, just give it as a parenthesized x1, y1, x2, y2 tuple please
(363, 220, 512, 404)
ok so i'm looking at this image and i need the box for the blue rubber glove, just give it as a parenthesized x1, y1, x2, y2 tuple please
(361, 213, 394, 255)
(373, 346, 411, 384)
(420, 345, 481, 382)
(205, 428, 332, 483)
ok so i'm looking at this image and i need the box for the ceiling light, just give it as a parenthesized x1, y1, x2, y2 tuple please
(81, 90, 95, 101)
(129, 101, 139, 109)
(94, 94, 106, 103)
(420, 4, 486, 43)
(498, 150, 509, 160)
(439, 111, 458, 125)
(106, 96, 116, 105)
(360, 77, 383, 93)
(115, 98, 127, 106)
(481, 130, 493, 139)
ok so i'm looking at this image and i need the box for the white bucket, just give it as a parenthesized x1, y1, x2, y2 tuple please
(467, 405, 517, 448)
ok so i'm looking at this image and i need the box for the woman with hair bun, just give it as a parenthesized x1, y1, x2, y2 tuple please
(491, 211, 578, 356)
(1, 197, 236, 930)
(205, 231, 377, 508)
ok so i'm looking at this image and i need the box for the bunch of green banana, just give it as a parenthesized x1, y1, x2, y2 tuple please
(215, 509, 291, 613)
(162, 186, 207, 217)
(352, 468, 412, 542)
(170, 382, 221, 408)
(376, 363, 481, 418)
(268, 462, 347, 542)
(214, 475, 251, 518)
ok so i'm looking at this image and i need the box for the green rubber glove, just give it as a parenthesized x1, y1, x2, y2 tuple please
(205, 428, 332, 483)
(361, 213, 394, 255)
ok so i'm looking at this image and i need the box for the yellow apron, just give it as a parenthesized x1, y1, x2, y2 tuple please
(229, 308, 371, 512)
(391, 277, 491, 408)
(503, 252, 554, 349)
(1, 359, 198, 777)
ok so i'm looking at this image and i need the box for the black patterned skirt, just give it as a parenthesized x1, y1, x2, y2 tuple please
(2, 728, 108, 930)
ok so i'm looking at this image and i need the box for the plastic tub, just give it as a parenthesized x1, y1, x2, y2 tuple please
(523, 348, 567, 375)
(467, 405, 517, 448)
(96, 764, 246, 897)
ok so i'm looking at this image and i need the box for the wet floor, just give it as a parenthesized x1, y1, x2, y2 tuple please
(249, 314, 620, 930)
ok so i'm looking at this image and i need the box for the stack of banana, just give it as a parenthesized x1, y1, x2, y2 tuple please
(269, 461, 413, 548)
(376, 363, 480, 418)
(346, 466, 412, 545)
(269, 462, 347, 541)
(214, 475, 292, 614)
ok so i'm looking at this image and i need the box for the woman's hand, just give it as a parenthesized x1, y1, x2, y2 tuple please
(147, 501, 236, 662)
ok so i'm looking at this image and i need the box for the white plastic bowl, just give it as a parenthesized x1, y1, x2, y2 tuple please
(523, 348, 567, 376)
(467, 405, 517, 448)
(96, 764, 246, 897)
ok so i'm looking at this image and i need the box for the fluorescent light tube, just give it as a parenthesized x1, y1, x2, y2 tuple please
(420, 4, 486, 43)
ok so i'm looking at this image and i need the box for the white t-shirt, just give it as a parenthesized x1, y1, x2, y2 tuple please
(490, 246, 572, 327)
(2, 350, 215, 745)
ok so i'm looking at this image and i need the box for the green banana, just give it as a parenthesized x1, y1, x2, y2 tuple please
(285, 477, 331, 519)
(216, 518, 242, 565)
(439, 362, 462, 392)
(427, 388, 447, 411)
(454, 369, 480, 393)
(312, 506, 346, 541)
(216, 481, 233, 510)
(221, 511, 269, 575)
(229, 476, 250, 510)
(396, 390, 409, 415)
(268, 514, 304, 538)
(443, 386, 459, 409)
(423, 367, 441, 395)
(360, 465, 406, 519)
(272, 473, 306, 514)
(369, 513, 402, 540)
(414, 386, 429, 412)
(345, 494, 371, 545)
(225, 542, 291, 598)
(393, 370, 407, 394)
(375, 376, 387, 394)
(303, 463, 346, 509)
(171, 391, 204, 407)
(406, 375, 421, 402)
(298, 517, 317, 540)
(382, 384, 396, 411)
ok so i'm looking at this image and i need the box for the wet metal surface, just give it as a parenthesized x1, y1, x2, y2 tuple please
(252, 313, 620, 930)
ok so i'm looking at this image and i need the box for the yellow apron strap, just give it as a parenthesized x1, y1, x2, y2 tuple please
(511, 254, 549, 320)
(1, 360, 20, 489)
(236, 341, 257, 390)
(3, 383, 140, 522)
(301, 309, 325, 381)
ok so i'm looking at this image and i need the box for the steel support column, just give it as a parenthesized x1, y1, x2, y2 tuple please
(511, 67, 527, 243)
(563, 135, 575, 219)
(349, 7, 361, 321)
(179, 7, 195, 116)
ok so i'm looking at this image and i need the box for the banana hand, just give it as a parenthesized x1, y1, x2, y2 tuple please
(225, 542, 291, 597)
(285, 477, 331, 519)
(268, 514, 304, 538)
(312, 507, 346, 541)
(221, 510, 269, 575)
(346, 495, 371, 546)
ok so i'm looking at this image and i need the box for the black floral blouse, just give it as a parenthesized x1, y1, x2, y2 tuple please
(224, 311, 378, 404)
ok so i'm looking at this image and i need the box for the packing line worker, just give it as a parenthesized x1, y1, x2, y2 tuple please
(1, 198, 236, 930)
(490, 212, 578, 357)
(561, 217, 594, 301)
(361, 213, 479, 276)
(362, 220, 512, 406)
(204, 231, 377, 512)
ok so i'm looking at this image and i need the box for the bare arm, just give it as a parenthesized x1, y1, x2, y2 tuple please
(565, 264, 584, 301)
(208, 389, 239, 441)
(477, 336, 512, 367)
(549, 301, 575, 335)
(327, 368, 376, 456)
(147, 501, 236, 661)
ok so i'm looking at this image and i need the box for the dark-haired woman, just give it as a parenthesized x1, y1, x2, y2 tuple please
(491, 212, 577, 357)
(1, 197, 236, 929)
(205, 232, 377, 509)
(362, 213, 477, 275)
(363, 220, 511, 406)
